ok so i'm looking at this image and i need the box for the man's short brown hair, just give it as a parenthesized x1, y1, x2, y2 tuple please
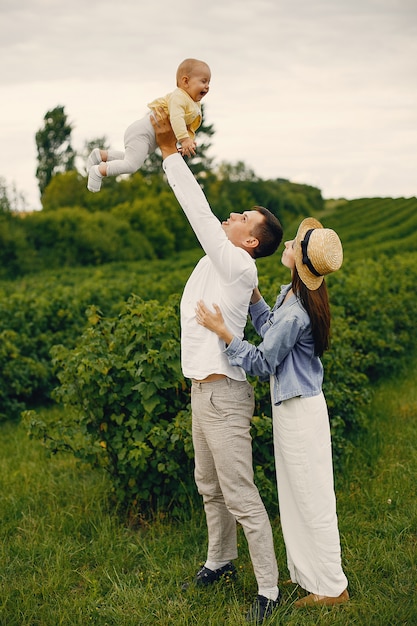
(252, 206, 283, 258)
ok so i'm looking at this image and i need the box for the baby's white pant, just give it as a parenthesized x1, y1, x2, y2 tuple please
(106, 113, 157, 177)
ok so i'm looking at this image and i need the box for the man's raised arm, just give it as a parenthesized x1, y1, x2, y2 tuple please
(150, 108, 180, 159)
(150, 108, 249, 285)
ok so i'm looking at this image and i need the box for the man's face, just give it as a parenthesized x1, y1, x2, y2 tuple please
(221, 210, 264, 249)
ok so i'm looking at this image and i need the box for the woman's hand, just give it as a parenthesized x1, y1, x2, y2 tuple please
(195, 301, 234, 345)
(250, 287, 261, 305)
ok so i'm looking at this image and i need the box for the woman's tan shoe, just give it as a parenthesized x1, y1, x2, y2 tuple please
(294, 588, 349, 607)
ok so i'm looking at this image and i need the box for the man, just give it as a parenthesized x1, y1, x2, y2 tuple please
(151, 109, 283, 624)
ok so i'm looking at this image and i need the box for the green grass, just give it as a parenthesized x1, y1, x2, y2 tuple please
(1, 359, 417, 625)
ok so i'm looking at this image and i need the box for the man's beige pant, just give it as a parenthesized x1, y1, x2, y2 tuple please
(191, 377, 278, 589)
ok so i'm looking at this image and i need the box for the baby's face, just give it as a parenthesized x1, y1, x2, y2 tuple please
(183, 65, 211, 101)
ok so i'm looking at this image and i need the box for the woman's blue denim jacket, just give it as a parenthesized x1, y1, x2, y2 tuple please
(224, 283, 323, 405)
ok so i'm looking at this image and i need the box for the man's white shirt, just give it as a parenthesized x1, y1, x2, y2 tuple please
(163, 153, 257, 380)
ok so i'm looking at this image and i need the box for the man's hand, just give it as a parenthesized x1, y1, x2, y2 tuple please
(150, 108, 179, 160)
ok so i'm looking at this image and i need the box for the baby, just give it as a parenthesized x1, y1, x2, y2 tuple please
(87, 58, 211, 192)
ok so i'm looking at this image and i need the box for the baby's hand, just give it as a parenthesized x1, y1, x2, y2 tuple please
(180, 137, 197, 157)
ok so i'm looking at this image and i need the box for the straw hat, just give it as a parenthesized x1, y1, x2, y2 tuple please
(294, 217, 343, 290)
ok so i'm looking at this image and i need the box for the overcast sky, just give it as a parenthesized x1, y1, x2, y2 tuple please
(1, 0, 416, 210)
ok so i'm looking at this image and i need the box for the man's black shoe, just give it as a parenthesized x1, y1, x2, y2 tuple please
(182, 561, 237, 590)
(195, 561, 237, 586)
(246, 594, 280, 624)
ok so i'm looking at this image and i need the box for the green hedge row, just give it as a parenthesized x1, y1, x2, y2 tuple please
(0, 253, 200, 421)
(23, 252, 417, 515)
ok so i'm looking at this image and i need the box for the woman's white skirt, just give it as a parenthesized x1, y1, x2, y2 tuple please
(271, 386, 348, 596)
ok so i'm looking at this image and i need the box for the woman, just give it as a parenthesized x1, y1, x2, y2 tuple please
(195, 217, 349, 607)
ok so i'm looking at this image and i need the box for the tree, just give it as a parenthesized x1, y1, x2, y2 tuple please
(186, 110, 215, 189)
(35, 106, 76, 196)
(215, 161, 258, 182)
(0, 178, 27, 213)
(41, 171, 88, 211)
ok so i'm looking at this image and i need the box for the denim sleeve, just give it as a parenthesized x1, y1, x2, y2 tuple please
(248, 298, 273, 337)
(224, 336, 273, 379)
(224, 315, 305, 378)
(263, 316, 304, 369)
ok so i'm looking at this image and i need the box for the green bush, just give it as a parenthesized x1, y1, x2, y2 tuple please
(0, 288, 87, 420)
(26, 295, 195, 516)
(24, 208, 154, 269)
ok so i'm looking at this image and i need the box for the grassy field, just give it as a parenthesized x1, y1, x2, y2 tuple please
(1, 356, 417, 625)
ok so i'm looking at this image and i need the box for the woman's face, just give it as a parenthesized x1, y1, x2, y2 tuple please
(281, 239, 296, 270)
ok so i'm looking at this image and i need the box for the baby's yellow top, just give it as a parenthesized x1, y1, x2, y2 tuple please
(148, 59, 210, 142)
(148, 88, 202, 142)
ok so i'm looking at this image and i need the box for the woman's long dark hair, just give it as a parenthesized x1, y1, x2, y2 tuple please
(292, 267, 331, 357)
